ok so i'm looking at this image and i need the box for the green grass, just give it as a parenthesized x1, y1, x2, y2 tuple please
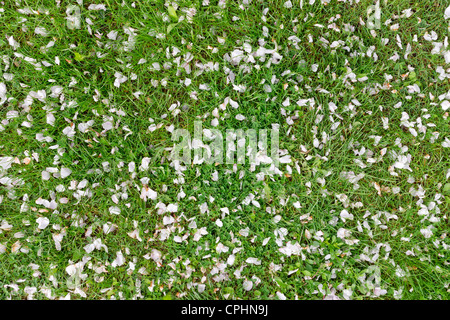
(0, 0, 449, 300)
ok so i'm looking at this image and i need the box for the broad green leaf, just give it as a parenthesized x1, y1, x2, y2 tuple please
(443, 183, 450, 194)
(263, 182, 271, 201)
(168, 6, 178, 21)
(74, 52, 85, 62)
(167, 23, 177, 34)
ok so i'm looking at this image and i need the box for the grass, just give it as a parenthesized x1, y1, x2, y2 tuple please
(0, 0, 449, 300)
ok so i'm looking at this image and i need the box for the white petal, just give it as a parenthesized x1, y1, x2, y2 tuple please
(60, 168, 72, 178)
(445, 5, 450, 19)
(36, 217, 49, 229)
(109, 206, 121, 215)
(243, 280, 253, 291)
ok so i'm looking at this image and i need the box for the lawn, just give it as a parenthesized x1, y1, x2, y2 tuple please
(0, 0, 449, 300)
